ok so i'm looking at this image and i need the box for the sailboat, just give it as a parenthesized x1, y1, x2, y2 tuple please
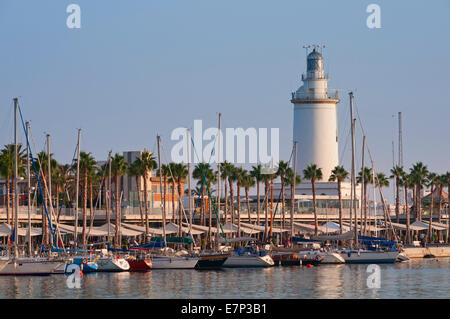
(0, 99, 64, 275)
(336, 92, 399, 264)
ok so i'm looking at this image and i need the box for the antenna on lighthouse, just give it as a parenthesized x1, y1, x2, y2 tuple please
(303, 44, 311, 56)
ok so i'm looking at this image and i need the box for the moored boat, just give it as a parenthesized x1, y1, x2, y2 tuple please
(127, 256, 152, 271)
(223, 247, 274, 268)
(151, 255, 199, 269)
(195, 252, 230, 270)
(97, 256, 130, 272)
(338, 249, 399, 264)
(0, 257, 63, 276)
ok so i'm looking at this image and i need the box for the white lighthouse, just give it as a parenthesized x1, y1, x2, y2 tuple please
(291, 47, 339, 180)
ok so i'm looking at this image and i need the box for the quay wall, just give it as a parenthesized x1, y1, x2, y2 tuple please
(403, 246, 450, 258)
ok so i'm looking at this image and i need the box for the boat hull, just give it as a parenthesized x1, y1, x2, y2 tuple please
(97, 258, 130, 272)
(195, 254, 229, 270)
(223, 255, 274, 268)
(0, 258, 62, 276)
(151, 256, 198, 269)
(340, 250, 399, 264)
(128, 259, 152, 271)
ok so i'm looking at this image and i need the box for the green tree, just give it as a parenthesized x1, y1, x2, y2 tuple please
(390, 165, 405, 224)
(111, 153, 128, 248)
(250, 164, 264, 225)
(276, 161, 289, 232)
(303, 164, 323, 236)
(329, 165, 349, 234)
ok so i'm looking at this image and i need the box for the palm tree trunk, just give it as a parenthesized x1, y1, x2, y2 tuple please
(82, 168, 87, 247)
(229, 179, 234, 228)
(405, 184, 410, 244)
(395, 176, 400, 223)
(364, 182, 368, 235)
(115, 174, 120, 248)
(171, 181, 175, 224)
(177, 178, 183, 238)
(144, 170, 149, 242)
(224, 177, 228, 225)
(256, 181, 260, 225)
(136, 176, 144, 227)
(5, 178, 10, 226)
(429, 184, 434, 242)
(338, 180, 343, 234)
(88, 181, 94, 242)
(237, 183, 241, 238)
(312, 180, 318, 236)
(281, 177, 286, 238)
(246, 187, 251, 224)
(264, 180, 269, 240)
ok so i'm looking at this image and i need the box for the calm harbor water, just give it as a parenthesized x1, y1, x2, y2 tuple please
(1, 258, 450, 299)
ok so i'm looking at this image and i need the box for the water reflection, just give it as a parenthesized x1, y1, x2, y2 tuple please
(1, 259, 450, 298)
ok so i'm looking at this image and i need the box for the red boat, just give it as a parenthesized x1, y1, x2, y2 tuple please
(127, 257, 152, 271)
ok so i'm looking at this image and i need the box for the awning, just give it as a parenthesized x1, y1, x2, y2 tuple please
(0, 224, 42, 237)
(311, 231, 354, 241)
(293, 222, 329, 234)
(411, 220, 447, 231)
(388, 222, 426, 231)
(239, 222, 289, 233)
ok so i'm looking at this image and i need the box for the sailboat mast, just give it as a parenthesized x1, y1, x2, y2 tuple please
(47, 134, 53, 247)
(349, 92, 357, 245)
(186, 129, 193, 247)
(74, 129, 81, 246)
(361, 135, 365, 236)
(216, 113, 221, 246)
(157, 135, 167, 242)
(13, 98, 19, 259)
(26, 121, 32, 256)
(107, 150, 112, 243)
(291, 141, 298, 240)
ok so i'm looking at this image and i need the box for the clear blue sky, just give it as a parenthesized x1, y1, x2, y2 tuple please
(1, 0, 450, 193)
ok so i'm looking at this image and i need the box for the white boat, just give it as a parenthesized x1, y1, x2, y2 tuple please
(97, 256, 130, 272)
(0, 257, 64, 275)
(297, 250, 345, 264)
(223, 247, 274, 268)
(0, 259, 8, 272)
(396, 252, 410, 262)
(338, 249, 399, 264)
(151, 255, 198, 269)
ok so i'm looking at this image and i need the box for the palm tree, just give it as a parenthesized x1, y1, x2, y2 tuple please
(390, 165, 404, 224)
(357, 167, 372, 235)
(242, 173, 255, 224)
(399, 172, 412, 244)
(410, 162, 429, 221)
(193, 163, 215, 227)
(220, 161, 235, 225)
(140, 151, 157, 242)
(285, 167, 301, 238)
(37, 150, 57, 245)
(436, 175, 446, 224)
(172, 163, 188, 237)
(427, 172, 439, 242)
(0, 145, 26, 229)
(128, 159, 145, 227)
(232, 166, 246, 238)
(250, 164, 264, 225)
(303, 164, 323, 236)
(276, 161, 289, 232)
(261, 167, 273, 240)
(111, 153, 128, 248)
(375, 173, 393, 240)
(444, 172, 450, 243)
(74, 151, 97, 248)
(329, 165, 349, 234)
